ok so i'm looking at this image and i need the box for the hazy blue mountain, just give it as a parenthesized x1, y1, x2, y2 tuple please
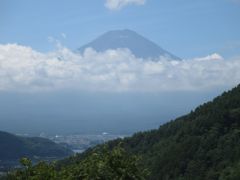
(78, 29, 181, 60)
(0, 131, 73, 161)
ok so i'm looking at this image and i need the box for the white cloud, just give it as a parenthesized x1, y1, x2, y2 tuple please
(105, 0, 146, 10)
(0, 43, 240, 92)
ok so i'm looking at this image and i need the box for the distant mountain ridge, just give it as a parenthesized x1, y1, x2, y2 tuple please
(78, 29, 181, 60)
(0, 131, 73, 161)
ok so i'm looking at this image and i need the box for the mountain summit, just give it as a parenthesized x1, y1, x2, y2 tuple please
(78, 29, 180, 60)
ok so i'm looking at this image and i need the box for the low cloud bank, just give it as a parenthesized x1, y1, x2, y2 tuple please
(0, 44, 239, 92)
(105, 0, 146, 10)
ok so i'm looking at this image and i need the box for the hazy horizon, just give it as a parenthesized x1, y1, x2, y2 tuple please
(0, 0, 240, 136)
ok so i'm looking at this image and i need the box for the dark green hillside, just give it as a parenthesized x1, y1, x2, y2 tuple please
(110, 85, 240, 179)
(62, 85, 240, 179)
(0, 131, 73, 161)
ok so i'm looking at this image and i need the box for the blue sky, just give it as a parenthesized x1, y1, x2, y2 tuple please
(0, 0, 240, 59)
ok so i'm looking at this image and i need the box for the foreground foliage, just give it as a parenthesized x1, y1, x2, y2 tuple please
(7, 145, 148, 180)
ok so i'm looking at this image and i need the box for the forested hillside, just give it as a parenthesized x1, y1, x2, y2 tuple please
(63, 85, 240, 179)
(107, 84, 240, 179)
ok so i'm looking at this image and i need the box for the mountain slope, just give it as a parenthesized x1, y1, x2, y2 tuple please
(78, 29, 181, 60)
(64, 84, 240, 179)
(0, 131, 73, 161)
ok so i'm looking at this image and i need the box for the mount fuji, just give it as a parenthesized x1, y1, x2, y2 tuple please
(78, 29, 181, 60)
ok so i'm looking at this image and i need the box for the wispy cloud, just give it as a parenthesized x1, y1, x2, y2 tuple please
(105, 0, 146, 10)
(0, 43, 239, 92)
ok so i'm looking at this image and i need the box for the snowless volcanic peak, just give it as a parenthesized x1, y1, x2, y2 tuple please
(78, 29, 181, 60)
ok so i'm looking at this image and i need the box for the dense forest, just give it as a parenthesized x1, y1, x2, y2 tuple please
(5, 145, 147, 180)
(6, 84, 240, 179)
